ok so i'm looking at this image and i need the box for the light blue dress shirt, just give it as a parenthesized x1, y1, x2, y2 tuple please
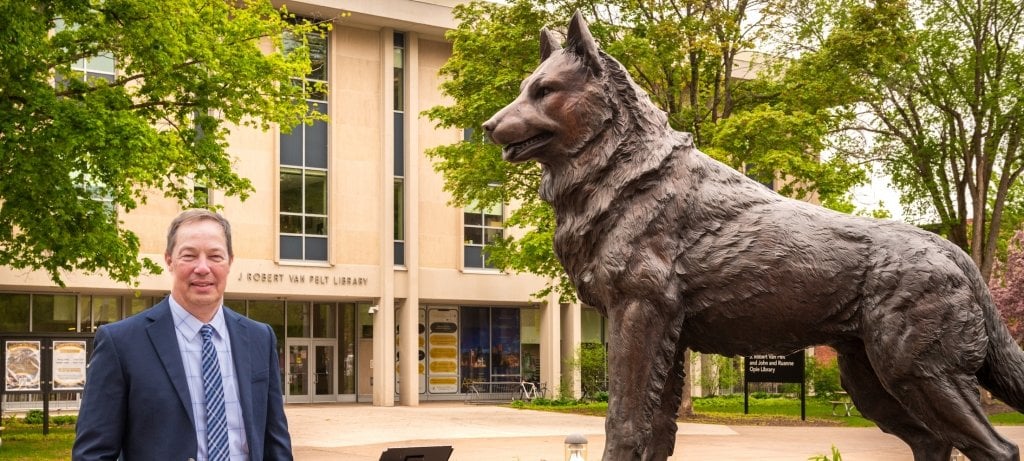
(169, 297, 249, 461)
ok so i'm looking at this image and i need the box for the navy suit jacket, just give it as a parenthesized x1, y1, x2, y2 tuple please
(73, 298, 292, 460)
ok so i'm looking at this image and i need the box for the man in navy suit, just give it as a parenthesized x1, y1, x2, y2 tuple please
(73, 209, 292, 460)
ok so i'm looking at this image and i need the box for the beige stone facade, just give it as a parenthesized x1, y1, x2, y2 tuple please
(0, 1, 595, 408)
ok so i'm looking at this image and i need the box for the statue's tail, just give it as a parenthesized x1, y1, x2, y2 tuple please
(977, 279, 1024, 412)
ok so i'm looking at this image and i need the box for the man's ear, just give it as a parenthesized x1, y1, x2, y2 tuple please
(566, 11, 602, 76)
(540, 27, 561, 62)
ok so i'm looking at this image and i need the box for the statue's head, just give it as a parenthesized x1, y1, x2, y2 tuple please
(482, 12, 616, 166)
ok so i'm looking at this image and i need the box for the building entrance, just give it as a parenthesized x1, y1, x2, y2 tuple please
(285, 338, 336, 403)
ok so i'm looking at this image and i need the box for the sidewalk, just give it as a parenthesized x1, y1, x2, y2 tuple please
(285, 402, 1024, 460)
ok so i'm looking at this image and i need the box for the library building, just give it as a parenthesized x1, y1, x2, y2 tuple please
(0, 0, 612, 410)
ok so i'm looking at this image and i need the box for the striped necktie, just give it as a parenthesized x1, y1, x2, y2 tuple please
(200, 324, 229, 461)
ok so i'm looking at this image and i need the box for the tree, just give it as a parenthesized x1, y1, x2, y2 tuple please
(426, 0, 866, 418)
(0, 0, 331, 286)
(990, 228, 1024, 345)
(425, 0, 866, 300)
(772, 0, 1024, 281)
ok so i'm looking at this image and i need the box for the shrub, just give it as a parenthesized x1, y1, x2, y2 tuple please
(807, 357, 842, 399)
(19, 410, 77, 426)
(23, 409, 44, 424)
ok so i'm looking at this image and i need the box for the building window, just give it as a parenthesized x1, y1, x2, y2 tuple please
(280, 24, 329, 262)
(463, 201, 503, 269)
(54, 19, 116, 87)
(80, 295, 120, 332)
(393, 32, 406, 266)
(32, 294, 77, 333)
(0, 294, 30, 333)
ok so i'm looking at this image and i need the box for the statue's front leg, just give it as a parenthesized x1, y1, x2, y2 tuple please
(642, 343, 687, 461)
(603, 300, 685, 461)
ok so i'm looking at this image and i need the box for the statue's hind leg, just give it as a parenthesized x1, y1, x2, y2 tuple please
(835, 342, 952, 461)
(602, 299, 685, 461)
(864, 326, 1020, 461)
(642, 342, 687, 461)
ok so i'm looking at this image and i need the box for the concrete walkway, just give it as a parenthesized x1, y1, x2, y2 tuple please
(286, 402, 1024, 460)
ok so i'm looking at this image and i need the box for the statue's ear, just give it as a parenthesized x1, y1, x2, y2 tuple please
(540, 27, 561, 62)
(566, 11, 602, 76)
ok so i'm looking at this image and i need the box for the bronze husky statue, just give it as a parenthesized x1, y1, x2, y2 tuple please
(484, 12, 1024, 461)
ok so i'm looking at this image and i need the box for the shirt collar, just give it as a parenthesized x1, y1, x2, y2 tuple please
(168, 295, 227, 341)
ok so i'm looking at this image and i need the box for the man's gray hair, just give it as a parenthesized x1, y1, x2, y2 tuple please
(165, 209, 233, 258)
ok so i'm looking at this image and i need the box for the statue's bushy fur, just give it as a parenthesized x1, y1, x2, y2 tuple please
(485, 12, 1024, 461)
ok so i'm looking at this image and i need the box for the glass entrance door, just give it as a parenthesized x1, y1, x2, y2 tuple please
(286, 341, 310, 403)
(312, 340, 335, 402)
(287, 339, 336, 403)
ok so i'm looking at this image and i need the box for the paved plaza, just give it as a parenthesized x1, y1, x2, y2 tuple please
(286, 402, 1024, 460)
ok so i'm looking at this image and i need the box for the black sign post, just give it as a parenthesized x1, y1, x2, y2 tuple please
(1, 333, 94, 435)
(743, 351, 806, 420)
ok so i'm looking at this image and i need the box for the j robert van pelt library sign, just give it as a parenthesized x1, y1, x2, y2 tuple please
(743, 351, 806, 420)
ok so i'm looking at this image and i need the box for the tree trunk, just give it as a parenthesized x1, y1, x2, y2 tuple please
(679, 349, 695, 418)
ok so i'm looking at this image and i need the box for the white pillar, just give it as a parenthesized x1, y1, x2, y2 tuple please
(374, 27, 397, 407)
(540, 289, 561, 398)
(562, 301, 582, 398)
(398, 32, 420, 406)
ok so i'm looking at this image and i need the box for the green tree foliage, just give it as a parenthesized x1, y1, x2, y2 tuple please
(425, 0, 866, 299)
(806, 357, 842, 399)
(0, 0, 331, 285)
(773, 0, 1024, 281)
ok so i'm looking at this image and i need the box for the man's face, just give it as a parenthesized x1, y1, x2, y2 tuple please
(165, 219, 233, 314)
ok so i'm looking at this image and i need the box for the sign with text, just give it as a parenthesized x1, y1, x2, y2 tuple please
(52, 340, 87, 390)
(5, 340, 42, 391)
(744, 352, 805, 383)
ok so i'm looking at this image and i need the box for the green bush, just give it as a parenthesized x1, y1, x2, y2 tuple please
(578, 343, 608, 400)
(807, 357, 842, 399)
(19, 410, 77, 426)
(23, 409, 44, 424)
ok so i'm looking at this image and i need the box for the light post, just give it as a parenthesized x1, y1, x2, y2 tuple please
(564, 433, 588, 461)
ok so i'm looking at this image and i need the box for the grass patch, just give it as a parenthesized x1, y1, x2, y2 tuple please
(1, 415, 76, 461)
(515, 394, 1024, 428)
(691, 395, 875, 427)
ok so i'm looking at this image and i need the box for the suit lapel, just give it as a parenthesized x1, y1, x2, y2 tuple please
(145, 300, 196, 426)
(225, 307, 256, 445)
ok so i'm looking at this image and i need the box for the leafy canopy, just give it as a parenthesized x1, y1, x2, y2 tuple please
(772, 0, 1024, 280)
(426, 0, 867, 300)
(0, 0, 331, 285)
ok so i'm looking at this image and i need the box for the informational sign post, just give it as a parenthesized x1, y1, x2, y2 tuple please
(743, 351, 807, 420)
(1, 334, 94, 435)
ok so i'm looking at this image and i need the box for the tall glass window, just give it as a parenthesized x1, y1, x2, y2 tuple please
(338, 302, 360, 394)
(81, 295, 120, 332)
(32, 294, 77, 332)
(280, 24, 329, 261)
(463, 201, 504, 269)
(393, 32, 406, 266)
(0, 294, 30, 332)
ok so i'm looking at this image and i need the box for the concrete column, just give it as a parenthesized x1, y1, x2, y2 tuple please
(374, 27, 396, 407)
(561, 301, 582, 398)
(539, 289, 561, 398)
(398, 32, 420, 406)
(690, 352, 703, 397)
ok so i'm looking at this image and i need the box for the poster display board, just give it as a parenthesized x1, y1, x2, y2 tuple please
(1, 334, 93, 436)
(5, 340, 42, 391)
(52, 340, 88, 390)
(426, 308, 459, 394)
